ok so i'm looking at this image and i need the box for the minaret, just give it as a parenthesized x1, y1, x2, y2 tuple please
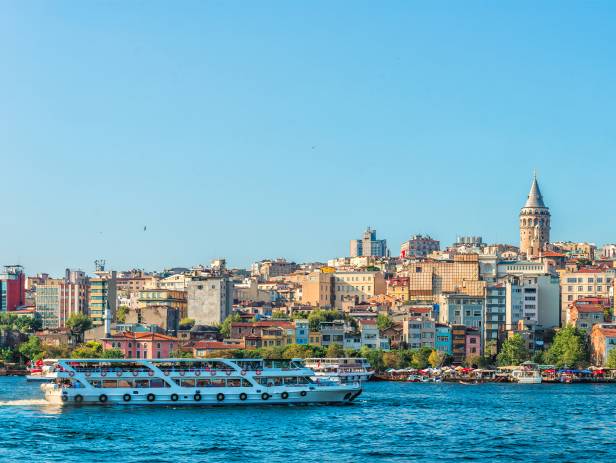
(519, 175, 550, 257)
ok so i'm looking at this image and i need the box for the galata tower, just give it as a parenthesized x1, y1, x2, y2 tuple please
(519, 175, 550, 257)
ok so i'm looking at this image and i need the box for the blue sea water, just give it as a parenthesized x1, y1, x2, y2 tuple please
(1, 377, 616, 462)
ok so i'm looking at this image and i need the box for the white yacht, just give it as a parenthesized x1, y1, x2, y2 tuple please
(511, 362, 542, 384)
(40, 358, 362, 406)
(304, 358, 374, 383)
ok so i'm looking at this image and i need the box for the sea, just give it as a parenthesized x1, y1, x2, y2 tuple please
(1, 377, 615, 462)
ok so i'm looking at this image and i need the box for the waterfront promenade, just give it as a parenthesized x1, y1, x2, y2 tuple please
(1, 377, 616, 462)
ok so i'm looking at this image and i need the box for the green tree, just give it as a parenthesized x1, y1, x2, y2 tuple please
(66, 313, 93, 343)
(606, 349, 616, 368)
(101, 348, 124, 359)
(116, 306, 129, 323)
(545, 326, 588, 368)
(169, 349, 194, 358)
(72, 341, 103, 359)
(382, 351, 402, 369)
(410, 347, 432, 369)
(179, 317, 196, 330)
(18, 335, 43, 361)
(325, 343, 345, 358)
(282, 344, 313, 359)
(219, 313, 241, 338)
(428, 350, 444, 368)
(497, 334, 530, 366)
(377, 314, 394, 332)
(0, 347, 18, 363)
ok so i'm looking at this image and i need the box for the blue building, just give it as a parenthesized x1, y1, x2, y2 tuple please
(435, 323, 452, 355)
(294, 319, 309, 345)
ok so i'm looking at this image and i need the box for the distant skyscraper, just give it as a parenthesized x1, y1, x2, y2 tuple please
(350, 227, 387, 257)
(519, 175, 551, 257)
(0, 265, 25, 312)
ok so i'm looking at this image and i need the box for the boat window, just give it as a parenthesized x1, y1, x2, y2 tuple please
(118, 379, 134, 388)
(180, 379, 196, 387)
(135, 379, 150, 388)
(211, 379, 225, 387)
(227, 379, 241, 387)
(150, 379, 169, 388)
(103, 380, 117, 388)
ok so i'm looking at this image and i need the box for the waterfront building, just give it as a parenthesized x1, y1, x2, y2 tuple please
(519, 175, 551, 258)
(465, 327, 481, 359)
(350, 227, 388, 257)
(506, 319, 545, 353)
(187, 275, 234, 325)
(319, 320, 346, 347)
(380, 322, 404, 349)
(451, 325, 466, 364)
(559, 268, 615, 320)
(229, 321, 294, 348)
(88, 271, 117, 327)
(566, 297, 610, 332)
(590, 323, 616, 366)
(359, 319, 381, 349)
(438, 293, 484, 332)
(484, 284, 506, 353)
(400, 235, 440, 258)
(402, 317, 435, 349)
(102, 331, 178, 358)
(308, 331, 322, 346)
(192, 340, 244, 357)
(125, 305, 180, 334)
(0, 265, 26, 312)
(435, 324, 452, 355)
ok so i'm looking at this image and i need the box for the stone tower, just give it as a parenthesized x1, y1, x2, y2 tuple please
(519, 175, 550, 257)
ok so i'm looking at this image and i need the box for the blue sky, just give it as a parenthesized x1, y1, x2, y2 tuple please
(1, 1, 615, 275)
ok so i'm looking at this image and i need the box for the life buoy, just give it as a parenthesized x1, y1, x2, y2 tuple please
(193, 393, 202, 402)
(74, 394, 84, 403)
(147, 393, 156, 402)
(179, 371, 186, 377)
(123, 394, 131, 402)
(225, 370, 232, 376)
(281, 391, 289, 400)
(239, 392, 248, 401)
(101, 371, 107, 377)
(300, 391, 307, 397)
(210, 371, 217, 376)
(116, 371, 122, 377)
(148, 371, 154, 377)
(132, 370, 139, 377)
(163, 371, 170, 376)
(170, 393, 179, 402)
(195, 370, 201, 377)
(61, 395, 68, 402)
(99, 394, 108, 403)
(255, 370, 262, 376)
(261, 392, 270, 400)
(240, 370, 247, 376)
(216, 393, 225, 402)
(69, 371, 75, 377)
(85, 372, 91, 377)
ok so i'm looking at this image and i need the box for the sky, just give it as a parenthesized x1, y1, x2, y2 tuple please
(1, 1, 616, 275)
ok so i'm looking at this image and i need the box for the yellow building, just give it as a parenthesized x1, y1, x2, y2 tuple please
(559, 268, 615, 324)
(332, 271, 386, 309)
(138, 289, 188, 319)
(301, 271, 333, 307)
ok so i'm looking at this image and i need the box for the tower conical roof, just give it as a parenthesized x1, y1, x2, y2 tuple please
(523, 176, 546, 208)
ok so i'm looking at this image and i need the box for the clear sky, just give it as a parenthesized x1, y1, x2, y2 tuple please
(1, 1, 615, 275)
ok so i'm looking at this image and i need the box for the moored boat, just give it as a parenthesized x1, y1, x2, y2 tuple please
(304, 358, 374, 383)
(26, 359, 58, 382)
(40, 358, 362, 406)
(512, 362, 542, 384)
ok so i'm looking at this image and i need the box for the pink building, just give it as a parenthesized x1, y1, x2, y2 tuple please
(102, 332, 178, 359)
(465, 328, 481, 358)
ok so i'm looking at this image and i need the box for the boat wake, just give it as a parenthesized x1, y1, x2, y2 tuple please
(0, 399, 48, 406)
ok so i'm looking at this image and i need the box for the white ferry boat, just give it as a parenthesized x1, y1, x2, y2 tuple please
(40, 358, 362, 406)
(304, 358, 374, 383)
(511, 362, 542, 384)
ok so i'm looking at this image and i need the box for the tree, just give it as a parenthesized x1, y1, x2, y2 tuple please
(72, 341, 103, 359)
(18, 335, 43, 361)
(497, 334, 530, 366)
(219, 313, 241, 338)
(179, 317, 196, 330)
(382, 351, 401, 369)
(169, 349, 194, 359)
(545, 326, 588, 368)
(66, 313, 92, 343)
(377, 314, 394, 332)
(410, 347, 432, 369)
(271, 310, 288, 319)
(116, 306, 129, 323)
(428, 350, 444, 368)
(101, 348, 124, 359)
(326, 343, 344, 358)
(283, 344, 313, 359)
(606, 349, 616, 368)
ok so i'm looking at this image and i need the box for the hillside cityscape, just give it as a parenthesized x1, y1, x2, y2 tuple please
(2, 175, 616, 371)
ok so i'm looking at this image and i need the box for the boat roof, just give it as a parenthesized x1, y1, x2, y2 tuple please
(55, 358, 303, 363)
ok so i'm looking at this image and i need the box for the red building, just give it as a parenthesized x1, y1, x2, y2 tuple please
(102, 332, 178, 359)
(1, 266, 26, 312)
